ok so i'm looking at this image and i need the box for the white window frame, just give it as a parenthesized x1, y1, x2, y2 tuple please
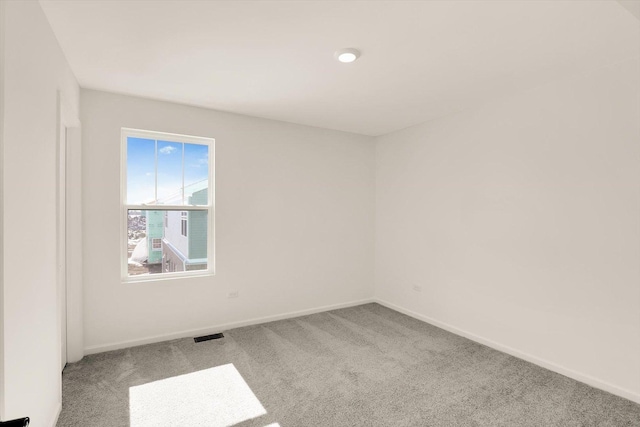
(121, 128, 215, 282)
(151, 238, 162, 252)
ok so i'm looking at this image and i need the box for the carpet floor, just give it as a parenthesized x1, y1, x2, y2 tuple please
(58, 303, 640, 426)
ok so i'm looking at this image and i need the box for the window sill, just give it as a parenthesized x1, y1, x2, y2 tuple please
(123, 270, 215, 284)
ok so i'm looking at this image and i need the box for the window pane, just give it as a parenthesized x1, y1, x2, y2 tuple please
(127, 137, 209, 207)
(127, 137, 156, 204)
(128, 209, 208, 276)
(183, 143, 209, 205)
(156, 141, 184, 205)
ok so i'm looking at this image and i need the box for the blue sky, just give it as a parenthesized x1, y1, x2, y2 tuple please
(127, 137, 209, 204)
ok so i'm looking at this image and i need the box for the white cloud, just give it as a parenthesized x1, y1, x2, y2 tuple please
(191, 157, 208, 168)
(159, 146, 177, 155)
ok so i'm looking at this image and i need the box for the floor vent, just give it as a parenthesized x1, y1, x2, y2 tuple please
(194, 332, 224, 343)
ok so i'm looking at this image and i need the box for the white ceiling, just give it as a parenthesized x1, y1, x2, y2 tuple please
(40, 1, 639, 136)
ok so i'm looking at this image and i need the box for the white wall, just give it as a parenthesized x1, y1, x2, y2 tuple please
(81, 89, 375, 352)
(1, 1, 80, 426)
(375, 57, 640, 402)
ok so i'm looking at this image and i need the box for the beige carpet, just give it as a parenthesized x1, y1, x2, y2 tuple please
(58, 303, 640, 426)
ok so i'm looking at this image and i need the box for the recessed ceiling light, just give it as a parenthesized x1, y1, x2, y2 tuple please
(335, 48, 360, 63)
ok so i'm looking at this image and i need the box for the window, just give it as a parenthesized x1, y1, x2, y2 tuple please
(181, 211, 188, 236)
(122, 128, 214, 280)
(151, 238, 162, 251)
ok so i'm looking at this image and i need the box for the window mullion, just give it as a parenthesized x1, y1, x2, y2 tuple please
(125, 204, 209, 212)
(181, 143, 185, 205)
(154, 139, 158, 203)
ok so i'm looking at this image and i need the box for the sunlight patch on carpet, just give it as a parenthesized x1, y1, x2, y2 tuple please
(130, 364, 266, 427)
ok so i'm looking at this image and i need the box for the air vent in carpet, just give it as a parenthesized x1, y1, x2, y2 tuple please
(194, 332, 224, 343)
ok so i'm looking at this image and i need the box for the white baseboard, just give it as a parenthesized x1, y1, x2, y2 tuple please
(374, 298, 640, 404)
(84, 298, 375, 355)
(83, 296, 640, 404)
(49, 402, 62, 427)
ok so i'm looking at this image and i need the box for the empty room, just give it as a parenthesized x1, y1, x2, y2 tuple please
(1, 0, 639, 426)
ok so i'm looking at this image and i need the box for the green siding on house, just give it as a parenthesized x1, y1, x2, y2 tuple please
(188, 189, 208, 260)
(146, 210, 164, 264)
